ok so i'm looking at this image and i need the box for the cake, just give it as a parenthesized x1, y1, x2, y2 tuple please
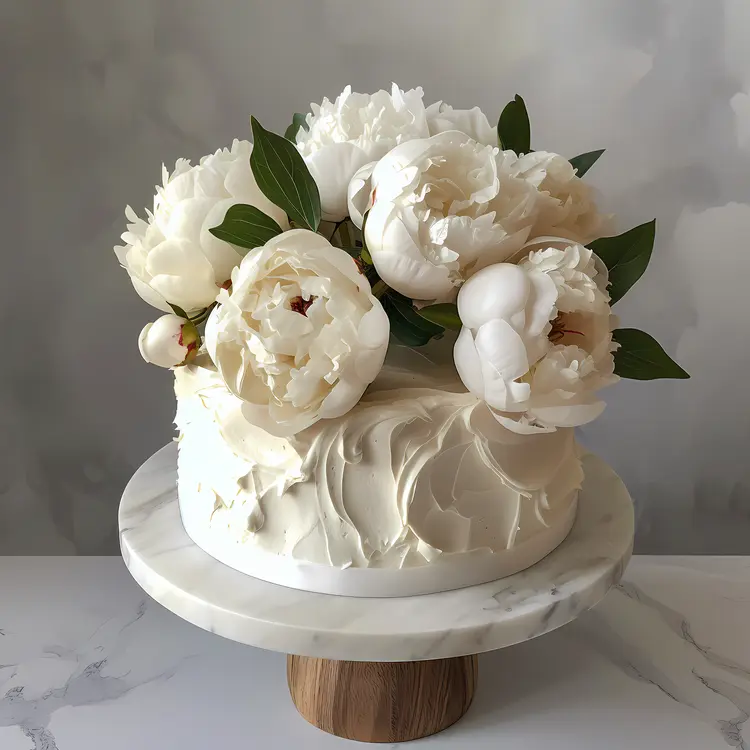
(116, 84, 687, 598)
(175, 345, 582, 596)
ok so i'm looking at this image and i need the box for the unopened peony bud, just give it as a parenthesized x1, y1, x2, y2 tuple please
(138, 314, 198, 368)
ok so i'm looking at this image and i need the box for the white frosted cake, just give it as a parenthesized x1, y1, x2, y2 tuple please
(175, 347, 582, 596)
(116, 83, 685, 599)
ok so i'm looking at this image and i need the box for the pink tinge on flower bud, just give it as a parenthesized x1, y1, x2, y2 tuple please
(139, 314, 194, 369)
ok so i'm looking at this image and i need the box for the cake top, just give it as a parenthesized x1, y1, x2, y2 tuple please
(116, 85, 688, 440)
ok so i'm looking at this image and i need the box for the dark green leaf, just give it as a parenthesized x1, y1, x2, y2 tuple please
(383, 291, 444, 346)
(497, 94, 531, 154)
(283, 112, 308, 142)
(208, 204, 283, 253)
(569, 149, 605, 177)
(612, 328, 689, 380)
(416, 303, 462, 331)
(168, 303, 189, 319)
(250, 116, 321, 231)
(589, 219, 656, 305)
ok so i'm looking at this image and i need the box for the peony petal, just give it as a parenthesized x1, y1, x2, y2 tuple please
(304, 142, 371, 221)
(353, 301, 390, 381)
(473, 318, 531, 410)
(367, 204, 454, 300)
(318, 376, 368, 420)
(129, 275, 171, 312)
(453, 326, 485, 398)
(426, 101, 497, 145)
(150, 272, 218, 311)
(457, 263, 530, 330)
(347, 161, 377, 228)
(525, 269, 559, 338)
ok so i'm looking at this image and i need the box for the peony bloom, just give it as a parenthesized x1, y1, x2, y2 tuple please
(115, 140, 289, 315)
(425, 101, 497, 145)
(362, 131, 544, 301)
(205, 229, 390, 437)
(454, 237, 618, 434)
(347, 102, 497, 227)
(514, 151, 612, 245)
(138, 314, 198, 368)
(295, 84, 430, 221)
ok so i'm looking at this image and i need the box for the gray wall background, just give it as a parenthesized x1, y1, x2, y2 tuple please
(1, 0, 749, 554)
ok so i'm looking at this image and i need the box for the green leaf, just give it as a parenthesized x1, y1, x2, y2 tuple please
(612, 328, 689, 380)
(168, 303, 189, 319)
(497, 94, 531, 154)
(569, 149, 605, 177)
(415, 303, 462, 331)
(283, 112, 308, 142)
(383, 291, 444, 347)
(208, 204, 283, 252)
(250, 116, 321, 231)
(589, 219, 656, 305)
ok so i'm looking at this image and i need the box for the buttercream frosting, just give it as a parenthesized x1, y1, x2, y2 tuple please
(175, 344, 583, 596)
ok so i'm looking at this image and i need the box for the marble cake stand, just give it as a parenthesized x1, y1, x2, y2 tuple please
(119, 443, 633, 743)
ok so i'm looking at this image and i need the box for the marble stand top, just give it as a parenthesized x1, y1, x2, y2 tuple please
(119, 444, 633, 661)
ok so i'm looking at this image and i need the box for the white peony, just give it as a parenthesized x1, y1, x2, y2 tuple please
(347, 102, 497, 227)
(454, 237, 618, 434)
(514, 151, 612, 245)
(138, 314, 198, 368)
(362, 131, 545, 301)
(205, 229, 390, 437)
(295, 84, 430, 221)
(115, 140, 289, 315)
(425, 100, 497, 145)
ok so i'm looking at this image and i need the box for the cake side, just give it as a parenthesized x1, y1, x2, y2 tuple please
(175, 351, 583, 593)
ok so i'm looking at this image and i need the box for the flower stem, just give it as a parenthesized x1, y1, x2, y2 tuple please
(371, 280, 389, 299)
(190, 302, 216, 326)
(329, 220, 346, 243)
(339, 220, 353, 248)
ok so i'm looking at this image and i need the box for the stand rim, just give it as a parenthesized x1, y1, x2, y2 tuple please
(119, 445, 633, 662)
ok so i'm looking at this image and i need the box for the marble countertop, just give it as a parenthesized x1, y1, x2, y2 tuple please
(0, 557, 748, 749)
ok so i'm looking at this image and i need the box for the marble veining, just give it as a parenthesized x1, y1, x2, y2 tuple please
(577, 574, 750, 749)
(118, 443, 633, 660)
(0, 556, 747, 749)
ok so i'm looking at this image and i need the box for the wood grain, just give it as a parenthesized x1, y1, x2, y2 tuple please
(287, 654, 478, 743)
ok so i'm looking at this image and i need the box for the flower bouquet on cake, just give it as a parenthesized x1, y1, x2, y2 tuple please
(116, 85, 687, 597)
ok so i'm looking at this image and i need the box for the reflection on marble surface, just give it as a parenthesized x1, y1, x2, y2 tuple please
(119, 444, 633, 660)
(2, 2, 750, 554)
(0, 557, 747, 749)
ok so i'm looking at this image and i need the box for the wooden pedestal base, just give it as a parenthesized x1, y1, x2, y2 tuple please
(287, 654, 478, 743)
